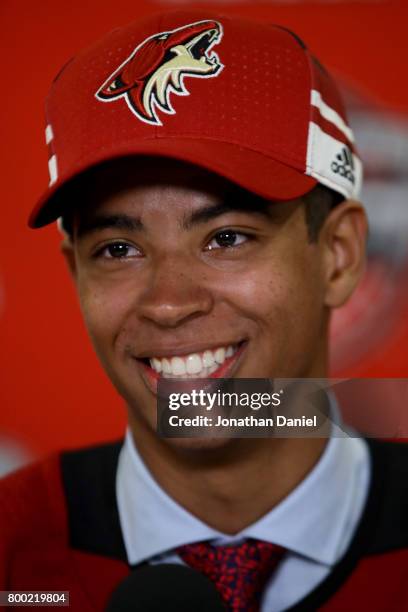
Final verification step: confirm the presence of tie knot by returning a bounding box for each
[177,539,285,611]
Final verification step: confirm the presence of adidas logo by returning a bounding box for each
[331,147,355,184]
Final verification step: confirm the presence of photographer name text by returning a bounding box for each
[168,415,318,428]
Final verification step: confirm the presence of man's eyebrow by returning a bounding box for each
[75,195,276,237]
[75,214,144,238]
[182,197,274,229]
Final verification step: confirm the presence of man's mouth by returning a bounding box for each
[135,341,246,393]
[150,342,241,378]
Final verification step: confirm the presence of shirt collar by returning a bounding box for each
[117,408,369,567]
[117,428,224,565]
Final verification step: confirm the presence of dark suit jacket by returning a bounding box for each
[1,439,408,611]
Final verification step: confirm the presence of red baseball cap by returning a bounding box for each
[29,10,362,228]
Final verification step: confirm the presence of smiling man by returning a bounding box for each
[1,9,408,612]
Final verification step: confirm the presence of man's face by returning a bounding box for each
[66,158,329,434]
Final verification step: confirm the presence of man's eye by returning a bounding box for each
[97,242,140,259]
[205,230,249,250]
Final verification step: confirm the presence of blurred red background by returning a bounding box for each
[1,0,407,459]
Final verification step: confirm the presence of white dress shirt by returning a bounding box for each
[117,422,370,611]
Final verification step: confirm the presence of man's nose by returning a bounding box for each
[137,256,214,328]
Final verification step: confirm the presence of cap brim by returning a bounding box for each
[29,138,317,228]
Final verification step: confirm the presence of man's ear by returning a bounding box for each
[321,200,368,308]
[60,236,78,283]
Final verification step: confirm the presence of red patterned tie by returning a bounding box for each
[177,539,285,611]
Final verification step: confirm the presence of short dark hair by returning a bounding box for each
[60,179,343,242]
[303,184,344,242]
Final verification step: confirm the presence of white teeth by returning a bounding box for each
[207,363,219,375]
[203,350,215,367]
[214,347,225,364]
[148,343,240,378]
[152,358,162,373]
[171,357,186,376]
[186,354,203,375]
[162,358,172,375]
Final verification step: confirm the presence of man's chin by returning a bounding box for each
[160,435,240,454]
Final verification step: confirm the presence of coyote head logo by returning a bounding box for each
[96,20,224,126]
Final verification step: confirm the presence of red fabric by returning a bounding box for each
[1,453,408,611]
[177,540,285,611]
[0,455,129,610]
[319,549,408,612]
[29,11,319,228]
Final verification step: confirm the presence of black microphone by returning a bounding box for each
[105,563,225,611]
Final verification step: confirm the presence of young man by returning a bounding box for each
[1,10,408,612]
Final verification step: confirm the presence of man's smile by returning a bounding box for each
[134,341,247,395]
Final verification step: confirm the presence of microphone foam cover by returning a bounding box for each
[106,563,225,611]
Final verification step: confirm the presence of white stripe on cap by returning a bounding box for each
[48,154,58,186]
[45,124,54,145]
[56,217,70,237]
[306,122,362,199]
[311,90,355,144]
